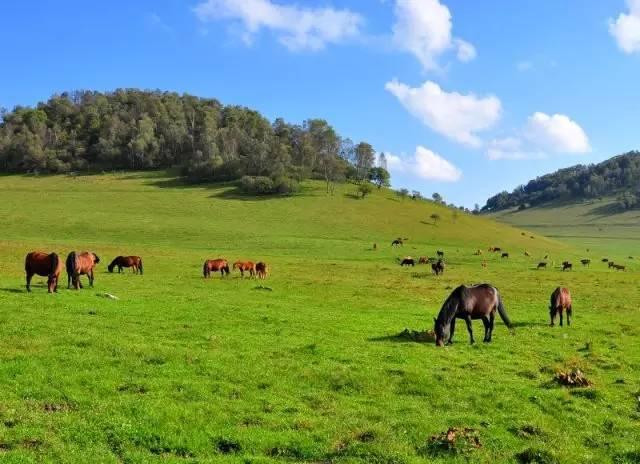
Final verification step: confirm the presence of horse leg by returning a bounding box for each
[447,318,456,345]
[559,309,564,327]
[567,307,572,326]
[26,272,33,292]
[89,269,94,287]
[465,316,475,344]
[482,317,490,342]
[488,311,495,341]
[550,309,555,326]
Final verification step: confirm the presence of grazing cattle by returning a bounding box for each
[203,259,230,278]
[501,252,509,259]
[562,261,572,271]
[255,262,268,279]
[549,287,572,327]
[580,259,591,267]
[537,262,547,270]
[436,250,445,258]
[418,256,430,264]
[432,259,445,276]
[400,257,415,267]
[66,251,100,289]
[434,284,512,346]
[25,251,63,293]
[391,239,403,247]
[108,256,143,274]
[524,251,531,257]
[613,264,626,271]
[233,261,256,278]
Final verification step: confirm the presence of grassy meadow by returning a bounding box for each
[0,172,638,463]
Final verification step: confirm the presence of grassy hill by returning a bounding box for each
[0,172,639,463]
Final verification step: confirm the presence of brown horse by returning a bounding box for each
[550,287,572,326]
[434,284,512,346]
[613,264,626,271]
[66,251,100,289]
[501,252,509,258]
[255,262,268,279]
[108,256,143,274]
[203,259,230,278]
[400,257,415,267]
[432,259,445,275]
[537,262,547,270]
[580,259,591,266]
[418,256,430,264]
[233,260,256,277]
[25,251,63,293]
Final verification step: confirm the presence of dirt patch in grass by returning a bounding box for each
[420,427,481,457]
[515,447,559,464]
[554,368,593,387]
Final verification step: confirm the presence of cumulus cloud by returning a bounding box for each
[193,0,363,51]
[487,112,590,160]
[385,79,501,147]
[385,146,462,182]
[392,0,476,70]
[609,0,640,54]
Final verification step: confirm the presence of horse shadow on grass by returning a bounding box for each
[369,329,436,344]
[0,288,28,294]
[509,321,547,328]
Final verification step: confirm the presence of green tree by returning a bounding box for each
[368,167,390,189]
[357,183,373,198]
[430,213,441,224]
[353,142,375,182]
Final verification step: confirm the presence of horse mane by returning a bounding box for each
[108,256,122,271]
[436,285,466,326]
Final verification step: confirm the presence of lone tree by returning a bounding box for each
[357,183,373,199]
[397,188,409,199]
[432,192,443,203]
[368,167,390,189]
[411,190,422,200]
[430,213,441,225]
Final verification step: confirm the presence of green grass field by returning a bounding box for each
[0,173,639,463]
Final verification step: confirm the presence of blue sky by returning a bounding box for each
[2,0,639,207]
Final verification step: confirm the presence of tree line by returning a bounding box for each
[0,89,390,194]
[483,151,640,212]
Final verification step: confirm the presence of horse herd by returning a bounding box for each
[24,251,268,293]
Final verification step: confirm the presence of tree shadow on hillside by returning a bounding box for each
[369,329,436,344]
[344,192,362,200]
[419,221,435,226]
[584,202,624,218]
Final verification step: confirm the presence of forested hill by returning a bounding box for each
[483,151,640,212]
[0,89,388,193]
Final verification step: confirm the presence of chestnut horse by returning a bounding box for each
[25,251,63,293]
[66,251,100,289]
[255,262,268,279]
[108,256,143,274]
[203,259,230,278]
[233,260,256,278]
[434,284,512,346]
[550,287,572,326]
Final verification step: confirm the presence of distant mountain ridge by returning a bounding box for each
[483,151,640,212]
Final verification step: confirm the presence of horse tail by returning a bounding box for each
[138,258,143,275]
[49,253,59,277]
[203,261,209,278]
[496,291,512,329]
[66,252,77,288]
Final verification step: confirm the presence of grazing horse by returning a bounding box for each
[550,287,572,326]
[501,252,509,259]
[203,259,230,278]
[602,258,609,263]
[400,257,415,267]
[537,262,547,270]
[434,284,512,346]
[432,259,445,276]
[613,264,626,271]
[233,260,256,278]
[373,243,377,250]
[25,251,63,293]
[481,260,488,268]
[391,239,403,247]
[524,251,531,257]
[66,252,100,289]
[418,256,430,264]
[488,247,501,253]
[474,249,483,256]
[608,261,616,268]
[580,259,591,266]
[108,256,143,274]
[255,262,268,279]
[562,261,572,271]
[436,250,445,258]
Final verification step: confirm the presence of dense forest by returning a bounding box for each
[483,151,640,212]
[0,89,388,194]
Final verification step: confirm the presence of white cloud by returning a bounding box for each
[193,0,363,51]
[487,112,590,160]
[516,60,533,72]
[392,0,475,70]
[525,112,591,154]
[385,146,462,182]
[385,79,501,147]
[609,0,640,54]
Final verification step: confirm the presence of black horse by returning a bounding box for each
[434,284,512,346]
[431,259,445,275]
[400,257,415,267]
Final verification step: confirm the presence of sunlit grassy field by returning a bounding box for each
[0,173,638,463]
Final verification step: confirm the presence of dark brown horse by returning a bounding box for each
[255,262,268,279]
[550,287,572,326]
[66,251,100,289]
[434,284,512,346]
[400,257,415,267]
[537,262,547,270]
[25,251,63,293]
[391,239,403,247]
[580,259,590,266]
[562,261,572,271]
[431,259,445,275]
[436,250,445,258]
[108,256,143,274]
[203,259,230,278]
[501,252,509,258]
[233,260,256,277]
